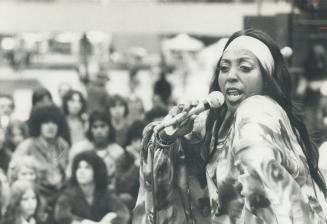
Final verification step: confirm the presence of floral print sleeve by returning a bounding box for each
[133,119,211,224]
[232,96,327,223]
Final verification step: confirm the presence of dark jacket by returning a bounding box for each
[54,186,130,224]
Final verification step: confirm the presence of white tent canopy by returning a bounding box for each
[162,33,204,52]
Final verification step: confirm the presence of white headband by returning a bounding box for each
[224,35,275,75]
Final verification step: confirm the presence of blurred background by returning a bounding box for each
[0,0,327,136]
[0,0,325,123]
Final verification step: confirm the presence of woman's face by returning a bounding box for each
[76,160,94,185]
[40,121,58,139]
[17,166,37,182]
[109,102,126,119]
[11,127,25,146]
[218,47,264,112]
[67,93,83,116]
[20,188,37,219]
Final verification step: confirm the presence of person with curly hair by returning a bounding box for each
[12,103,70,224]
[54,151,130,224]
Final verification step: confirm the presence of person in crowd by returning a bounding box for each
[0,169,10,218]
[1,180,44,224]
[54,150,130,224]
[57,82,73,106]
[0,127,11,173]
[68,110,124,191]
[106,94,129,146]
[0,94,15,129]
[31,87,53,108]
[7,155,39,185]
[85,63,110,114]
[124,120,146,167]
[5,120,29,152]
[134,29,327,223]
[62,90,87,145]
[144,106,169,124]
[152,71,173,110]
[126,77,145,126]
[303,43,327,136]
[12,103,70,223]
[115,121,146,212]
[78,32,93,85]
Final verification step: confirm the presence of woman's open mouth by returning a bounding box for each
[226,88,243,103]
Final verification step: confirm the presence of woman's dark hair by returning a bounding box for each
[28,103,71,145]
[62,90,87,117]
[106,94,129,117]
[5,120,29,151]
[145,106,169,124]
[86,110,115,143]
[32,86,53,107]
[207,29,326,192]
[70,151,108,192]
[125,120,146,147]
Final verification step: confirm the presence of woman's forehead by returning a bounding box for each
[221,48,258,62]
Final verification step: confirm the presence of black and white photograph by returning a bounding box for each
[0,0,327,223]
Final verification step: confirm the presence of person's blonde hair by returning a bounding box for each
[8,156,40,185]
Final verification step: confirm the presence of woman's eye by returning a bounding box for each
[240,65,252,72]
[220,65,229,73]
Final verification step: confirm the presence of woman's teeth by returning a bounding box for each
[227,89,241,96]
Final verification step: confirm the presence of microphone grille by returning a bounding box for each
[207,91,225,108]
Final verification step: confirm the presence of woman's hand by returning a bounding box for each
[156,101,198,142]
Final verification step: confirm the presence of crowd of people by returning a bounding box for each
[0,61,173,224]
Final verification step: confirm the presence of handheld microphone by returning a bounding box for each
[154,91,225,132]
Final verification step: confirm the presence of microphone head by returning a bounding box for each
[207,91,225,108]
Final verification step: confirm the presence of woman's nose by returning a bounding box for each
[226,67,238,82]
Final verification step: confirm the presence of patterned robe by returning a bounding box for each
[133,95,327,224]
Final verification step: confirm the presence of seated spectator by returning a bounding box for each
[115,121,146,211]
[0,94,15,129]
[124,120,146,167]
[144,106,169,124]
[62,90,88,145]
[8,155,40,185]
[31,87,53,108]
[0,127,11,173]
[57,82,72,106]
[5,120,29,152]
[54,151,130,224]
[0,169,10,218]
[68,110,124,191]
[12,103,70,223]
[106,94,129,146]
[1,180,44,224]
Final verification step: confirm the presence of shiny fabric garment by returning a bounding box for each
[133,95,327,224]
